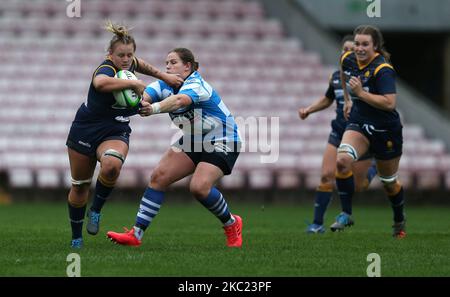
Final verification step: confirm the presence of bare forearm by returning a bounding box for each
[93,76,134,93]
[136,58,165,80]
[153,95,191,114]
[357,91,396,111]
[307,96,333,114]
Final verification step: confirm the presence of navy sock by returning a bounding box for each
[389,187,405,222]
[135,187,165,231]
[68,202,86,239]
[336,173,354,215]
[197,187,232,224]
[312,190,332,225]
[90,178,114,213]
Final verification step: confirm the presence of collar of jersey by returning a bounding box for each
[357,53,380,70]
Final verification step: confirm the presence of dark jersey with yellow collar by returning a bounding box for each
[340,51,399,126]
[85,57,139,119]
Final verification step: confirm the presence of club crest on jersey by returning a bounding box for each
[386,141,393,149]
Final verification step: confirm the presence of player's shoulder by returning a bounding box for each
[184,71,203,85]
[372,55,395,76]
[340,51,356,65]
[92,59,117,78]
[330,70,341,80]
[98,58,115,68]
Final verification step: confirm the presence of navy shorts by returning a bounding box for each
[328,119,346,148]
[345,121,403,160]
[66,105,131,157]
[328,119,372,161]
[172,136,241,175]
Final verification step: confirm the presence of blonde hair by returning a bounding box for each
[104,20,136,53]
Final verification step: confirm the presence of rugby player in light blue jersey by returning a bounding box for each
[66,21,183,248]
[338,25,406,238]
[107,48,243,247]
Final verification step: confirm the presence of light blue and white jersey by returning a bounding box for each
[144,71,241,143]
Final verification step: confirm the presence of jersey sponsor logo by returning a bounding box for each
[362,123,387,135]
[114,116,130,123]
[78,140,91,148]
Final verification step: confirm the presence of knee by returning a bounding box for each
[189,179,211,199]
[380,175,402,196]
[336,156,351,174]
[320,171,335,186]
[100,158,121,181]
[383,181,402,196]
[68,185,89,207]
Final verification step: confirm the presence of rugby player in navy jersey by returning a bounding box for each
[66,21,183,248]
[107,48,243,248]
[337,25,406,238]
[299,35,377,234]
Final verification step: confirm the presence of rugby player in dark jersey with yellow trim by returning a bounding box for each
[66,21,183,248]
[337,25,406,238]
[299,36,377,234]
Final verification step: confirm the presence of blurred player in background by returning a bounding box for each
[107,48,243,248]
[66,21,183,248]
[338,25,406,238]
[299,35,377,234]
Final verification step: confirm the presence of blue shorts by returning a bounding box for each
[328,119,372,161]
[172,136,241,175]
[345,121,403,160]
[66,104,131,157]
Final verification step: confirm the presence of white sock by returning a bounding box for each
[134,226,144,240]
[223,215,236,227]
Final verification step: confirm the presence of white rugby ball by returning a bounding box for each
[113,70,141,108]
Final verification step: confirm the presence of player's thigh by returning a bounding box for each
[151,148,196,185]
[96,139,129,161]
[191,162,225,189]
[68,147,97,180]
[321,143,338,179]
[340,130,370,159]
[352,158,373,184]
[376,157,401,177]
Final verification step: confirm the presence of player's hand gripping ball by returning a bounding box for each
[113,70,141,108]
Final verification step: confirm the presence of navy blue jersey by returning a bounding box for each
[85,57,140,120]
[325,70,346,125]
[340,51,399,126]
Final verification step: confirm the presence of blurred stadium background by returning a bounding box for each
[0,0,449,203]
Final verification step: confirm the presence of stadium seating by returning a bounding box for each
[0,0,449,191]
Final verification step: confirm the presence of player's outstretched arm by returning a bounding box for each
[150,94,192,115]
[135,57,184,87]
[298,96,333,120]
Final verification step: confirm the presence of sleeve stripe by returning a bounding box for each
[340,51,353,65]
[374,63,394,76]
[93,65,117,78]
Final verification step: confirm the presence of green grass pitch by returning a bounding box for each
[0,201,449,276]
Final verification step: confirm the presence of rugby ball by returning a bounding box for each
[113,70,141,108]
